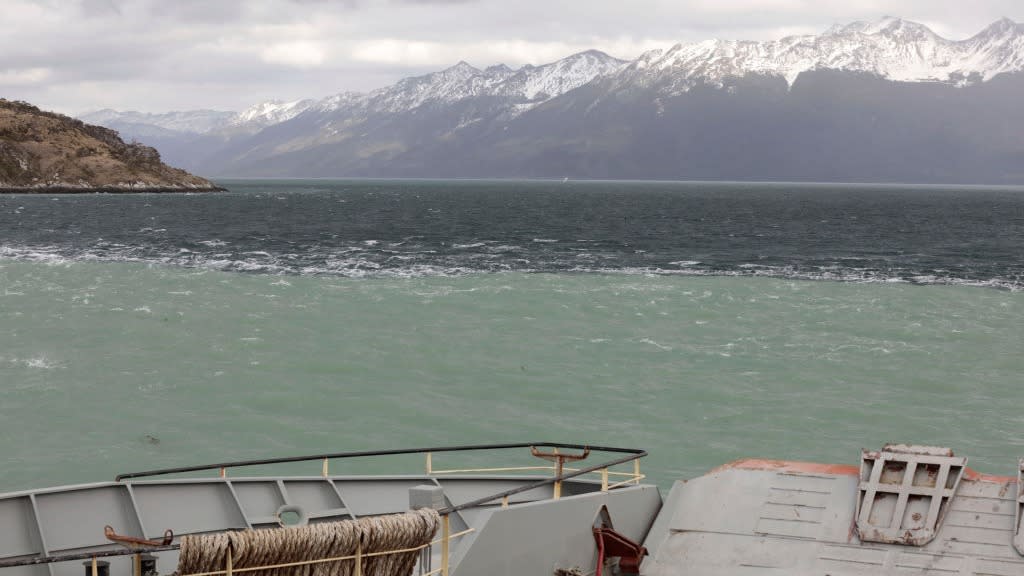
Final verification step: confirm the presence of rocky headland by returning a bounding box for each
[0,99,223,193]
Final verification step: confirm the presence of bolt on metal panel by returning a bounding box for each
[855,444,966,546]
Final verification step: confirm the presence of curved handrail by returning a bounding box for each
[114,441,644,481]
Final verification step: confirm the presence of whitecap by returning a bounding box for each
[638,338,673,351]
[22,355,58,369]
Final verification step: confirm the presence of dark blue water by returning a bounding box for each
[2,179,1023,288]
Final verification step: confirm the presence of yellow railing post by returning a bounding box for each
[91,557,98,576]
[601,468,609,492]
[426,452,432,474]
[322,458,329,477]
[441,514,451,576]
[501,495,509,509]
[225,548,233,576]
[220,467,227,479]
[133,553,142,576]
[552,447,562,500]
[634,459,641,484]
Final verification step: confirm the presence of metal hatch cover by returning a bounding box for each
[855,444,966,547]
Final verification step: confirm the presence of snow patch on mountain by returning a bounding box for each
[493,50,627,102]
[231,99,316,127]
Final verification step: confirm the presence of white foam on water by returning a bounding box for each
[7,355,61,370]
[639,338,673,351]
[486,245,521,253]
[0,242,1019,290]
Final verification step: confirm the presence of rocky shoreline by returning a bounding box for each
[0,184,227,194]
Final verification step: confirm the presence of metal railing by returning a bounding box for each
[1,442,648,576]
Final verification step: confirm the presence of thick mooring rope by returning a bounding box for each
[177,509,441,576]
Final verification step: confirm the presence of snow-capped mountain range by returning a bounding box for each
[84,17,1022,134]
[619,16,1024,93]
[77,17,1024,184]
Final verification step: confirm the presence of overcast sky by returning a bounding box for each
[2,0,1021,115]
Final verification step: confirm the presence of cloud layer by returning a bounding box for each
[1,0,1021,114]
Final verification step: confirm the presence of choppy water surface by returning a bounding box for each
[1,180,1023,491]
[2,179,1023,287]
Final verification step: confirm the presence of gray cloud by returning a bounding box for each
[1,0,1021,115]
[80,0,122,17]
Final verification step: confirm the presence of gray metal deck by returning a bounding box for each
[642,446,1024,575]
[8,443,1018,576]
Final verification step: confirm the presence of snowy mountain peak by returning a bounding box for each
[362,50,624,114]
[973,17,1021,40]
[849,16,931,37]
[485,64,514,75]
[493,49,627,102]
[232,99,315,127]
[443,61,482,76]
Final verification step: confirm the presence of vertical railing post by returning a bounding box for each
[225,548,233,576]
[553,450,563,500]
[355,542,362,576]
[425,452,432,474]
[322,458,329,477]
[220,467,227,479]
[133,553,141,576]
[441,513,451,576]
[501,495,509,509]
[601,468,609,492]
[91,557,98,576]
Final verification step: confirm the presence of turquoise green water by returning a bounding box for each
[2,260,1023,492]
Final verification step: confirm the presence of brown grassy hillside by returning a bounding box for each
[0,99,222,192]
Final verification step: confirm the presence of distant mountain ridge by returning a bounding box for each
[618,16,1024,92]
[80,17,1024,184]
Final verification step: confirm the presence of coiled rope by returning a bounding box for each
[177,509,440,576]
